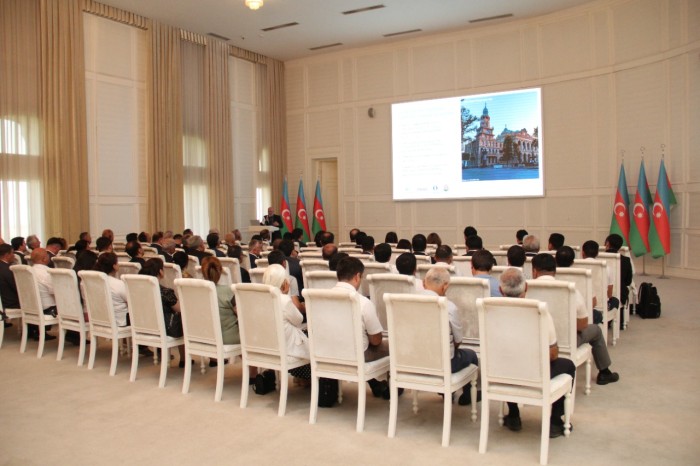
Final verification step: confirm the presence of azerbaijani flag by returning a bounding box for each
[311,180,327,236]
[294,179,311,243]
[629,161,653,257]
[279,178,294,236]
[609,163,631,246]
[649,160,677,258]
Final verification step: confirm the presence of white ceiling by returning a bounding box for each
[101,0,596,61]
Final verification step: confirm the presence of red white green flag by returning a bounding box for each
[609,163,631,246]
[649,160,677,258]
[279,178,294,236]
[294,179,311,243]
[311,180,327,236]
[629,161,653,257]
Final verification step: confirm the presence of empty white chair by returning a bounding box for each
[160,263,182,290]
[367,273,416,331]
[78,271,132,375]
[48,268,88,366]
[220,257,242,284]
[384,293,478,446]
[175,278,241,402]
[239,251,251,271]
[526,279,592,399]
[116,262,141,280]
[452,244,467,256]
[302,287,391,432]
[124,274,184,388]
[477,297,573,465]
[51,255,75,270]
[451,256,472,277]
[444,277,490,353]
[233,283,310,416]
[304,270,338,290]
[416,264,455,281]
[11,265,58,358]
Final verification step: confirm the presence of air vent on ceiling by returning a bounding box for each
[383,29,422,38]
[309,42,343,51]
[342,4,385,15]
[208,32,231,41]
[469,13,513,24]
[261,22,299,32]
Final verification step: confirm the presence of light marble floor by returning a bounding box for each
[1,276,699,465]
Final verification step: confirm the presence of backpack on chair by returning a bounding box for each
[637,282,661,319]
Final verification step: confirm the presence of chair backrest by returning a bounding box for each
[477,297,550,389]
[555,268,593,321]
[489,265,509,282]
[389,249,411,265]
[232,283,286,363]
[414,255,432,265]
[51,256,75,270]
[499,244,513,251]
[161,263,182,290]
[249,267,266,284]
[597,252,621,299]
[219,257,242,284]
[116,262,141,280]
[143,247,159,258]
[304,270,338,290]
[573,259,607,308]
[298,251,323,260]
[115,252,131,263]
[299,246,321,252]
[175,278,222,348]
[367,273,416,330]
[359,262,391,297]
[239,250,251,271]
[416,264,455,280]
[347,253,373,263]
[452,244,466,256]
[491,250,508,266]
[451,256,472,277]
[78,271,118,329]
[123,274,166,338]
[300,259,330,277]
[523,256,533,279]
[186,255,199,277]
[255,258,269,269]
[302,288,365,367]
[194,266,232,286]
[444,277,490,343]
[47,268,84,322]
[10,265,42,319]
[385,293,451,382]
[525,280,577,353]
[112,241,125,252]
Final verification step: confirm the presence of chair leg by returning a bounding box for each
[88,336,97,369]
[564,391,572,437]
[57,327,66,361]
[182,351,192,394]
[240,363,250,409]
[77,331,86,367]
[540,404,551,465]
[441,388,452,447]
[498,401,505,426]
[278,371,289,417]
[158,347,169,388]
[200,357,206,374]
[129,341,139,382]
[412,390,419,414]
[37,324,45,358]
[388,380,399,438]
[19,321,27,353]
[153,347,158,366]
[214,359,225,402]
[470,376,478,422]
[0,320,4,349]
[585,356,592,395]
[109,338,119,376]
[478,398,489,454]
[338,380,343,404]
[612,308,620,345]
[309,376,319,424]
[356,381,367,432]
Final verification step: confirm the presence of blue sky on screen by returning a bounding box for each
[461,88,540,135]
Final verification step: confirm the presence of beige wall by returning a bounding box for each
[285,0,700,279]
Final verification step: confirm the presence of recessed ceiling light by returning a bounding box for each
[208,32,231,41]
[309,42,343,51]
[383,29,422,38]
[469,13,513,23]
[261,22,300,32]
[342,4,385,15]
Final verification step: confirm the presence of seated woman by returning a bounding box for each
[263,264,311,383]
[201,256,240,365]
[138,258,186,367]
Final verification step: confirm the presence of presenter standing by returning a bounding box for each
[261,207,282,227]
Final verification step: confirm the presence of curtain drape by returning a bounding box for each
[149,22,184,233]
[40,0,89,241]
[264,59,287,210]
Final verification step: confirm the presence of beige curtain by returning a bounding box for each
[40,0,89,241]
[205,40,233,232]
[264,59,287,209]
[0,0,44,240]
[149,22,184,233]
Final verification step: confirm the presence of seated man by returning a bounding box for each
[581,240,617,324]
[533,253,619,386]
[515,229,528,245]
[150,231,164,254]
[95,236,113,255]
[507,244,526,267]
[161,239,177,263]
[373,243,398,273]
[125,241,146,266]
[45,237,63,267]
[605,234,632,309]
[548,233,565,251]
[464,235,483,256]
[29,248,58,341]
[422,267,479,405]
[0,244,20,327]
[522,234,540,256]
[470,249,502,297]
[411,233,428,256]
[361,236,375,255]
[499,267,576,438]
[11,237,28,265]
[206,232,225,257]
[395,252,423,292]
[321,243,338,261]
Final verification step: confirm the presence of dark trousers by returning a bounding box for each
[451,347,479,373]
[507,357,576,425]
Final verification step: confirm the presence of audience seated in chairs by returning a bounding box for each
[125,241,146,266]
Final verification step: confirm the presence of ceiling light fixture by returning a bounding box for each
[245,0,263,11]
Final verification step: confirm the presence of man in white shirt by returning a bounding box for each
[29,248,58,341]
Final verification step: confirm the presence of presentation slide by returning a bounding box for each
[391,88,543,201]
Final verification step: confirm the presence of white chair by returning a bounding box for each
[249,268,266,284]
[220,257,242,284]
[298,251,323,260]
[598,252,622,344]
[254,258,269,269]
[499,244,514,251]
[444,277,490,353]
[233,283,310,416]
[416,264,455,281]
[186,255,199,277]
[302,287,391,432]
[175,278,241,402]
[526,279,592,400]
[300,259,330,278]
[414,254,432,265]
[115,252,131,263]
[367,273,416,331]
[489,265,509,282]
[451,256,473,277]
[574,259,613,345]
[123,274,184,388]
[477,297,573,465]
[11,265,58,358]
[51,255,75,270]
[304,270,338,290]
[193,266,232,286]
[0,296,22,349]
[452,244,467,256]
[359,262,391,297]
[491,250,508,266]
[160,263,182,290]
[48,269,88,366]
[142,247,159,258]
[337,242,356,247]
[389,249,411,265]
[239,251,251,271]
[555,268,593,323]
[78,271,132,375]
[116,262,141,280]
[384,293,478,446]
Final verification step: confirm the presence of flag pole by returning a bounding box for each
[641,255,646,276]
[659,256,667,279]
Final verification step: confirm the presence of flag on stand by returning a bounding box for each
[649,160,677,258]
[279,178,294,237]
[609,163,631,246]
[294,179,311,243]
[311,180,327,236]
[629,161,653,257]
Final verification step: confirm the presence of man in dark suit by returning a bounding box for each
[45,237,63,268]
[150,231,164,254]
[0,244,20,328]
[261,206,282,227]
[605,234,633,307]
[186,235,213,264]
[278,239,303,295]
